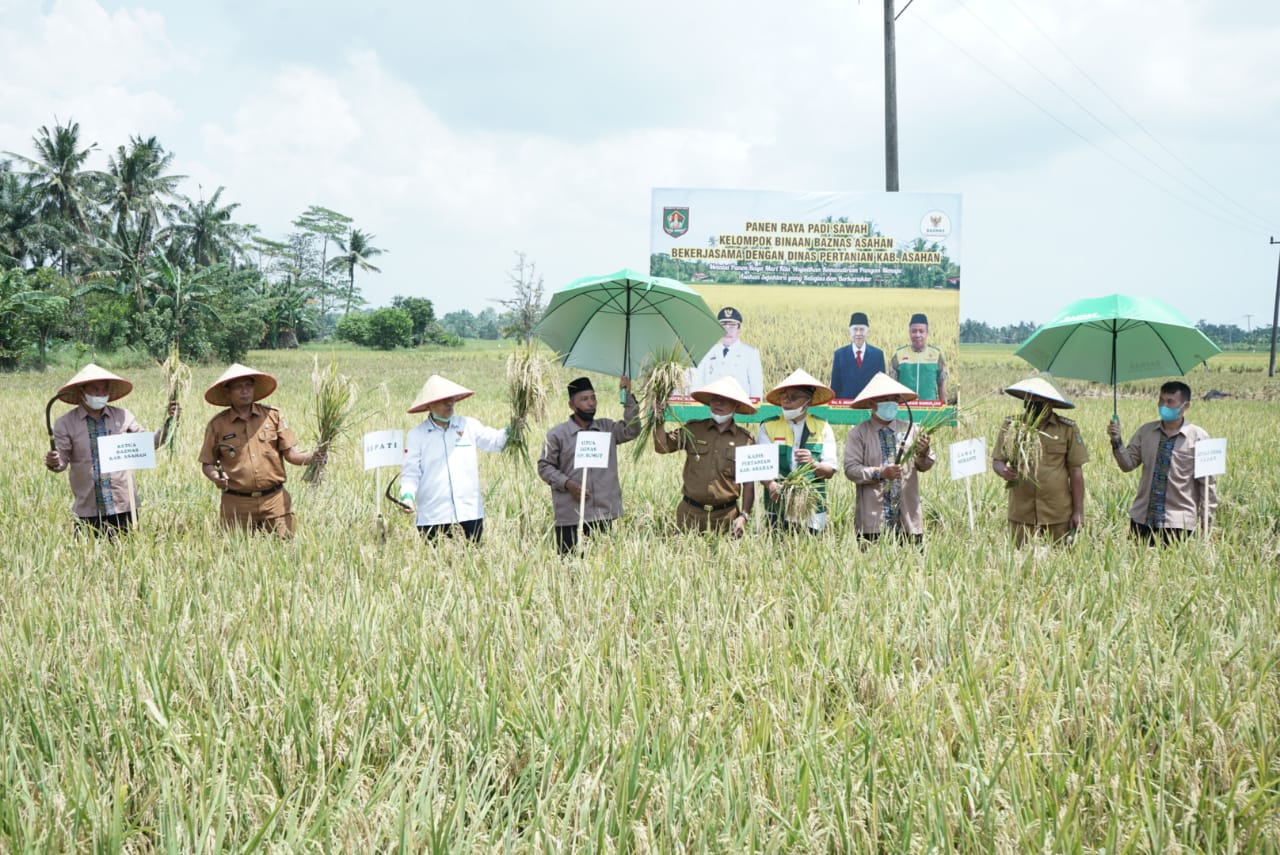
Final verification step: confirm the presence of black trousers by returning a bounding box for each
[1130,520,1192,546]
[418,518,484,543]
[75,512,134,539]
[554,519,612,554]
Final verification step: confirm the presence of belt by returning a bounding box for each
[683,495,738,513]
[223,483,283,498]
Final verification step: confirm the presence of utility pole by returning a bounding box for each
[1270,238,1280,377]
[1243,313,1253,333]
[884,0,899,191]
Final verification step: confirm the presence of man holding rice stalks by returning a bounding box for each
[755,369,838,534]
[198,363,324,538]
[653,376,757,536]
[992,377,1088,547]
[537,375,640,554]
[843,372,935,547]
[398,374,507,543]
[44,363,176,538]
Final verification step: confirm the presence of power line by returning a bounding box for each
[950,0,1276,235]
[906,10,1274,238]
[1006,0,1280,234]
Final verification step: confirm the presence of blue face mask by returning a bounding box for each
[876,401,899,421]
[1158,404,1183,422]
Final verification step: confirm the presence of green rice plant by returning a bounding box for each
[503,341,554,462]
[633,347,691,460]
[302,355,368,485]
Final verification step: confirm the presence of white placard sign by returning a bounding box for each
[736,444,779,483]
[574,431,611,469]
[1194,437,1227,478]
[363,429,404,470]
[949,437,987,480]
[96,431,156,474]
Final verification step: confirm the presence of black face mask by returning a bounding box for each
[573,407,596,423]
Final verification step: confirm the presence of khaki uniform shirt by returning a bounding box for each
[655,418,755,507]
[51,405,147,517]
[843,418,936,534]
[1113,420,1216,530]
[994,411,1088,525]
[198,404,298,493]
[536,396,641,526]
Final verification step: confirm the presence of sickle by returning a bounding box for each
[384,472,412,512]
[212,443,237,480]
[894,401,915,465]
[45,395,60,451]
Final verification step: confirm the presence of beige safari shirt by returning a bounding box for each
[994,410,1088,525]
[654,417,755,508]
[198,404,298,493]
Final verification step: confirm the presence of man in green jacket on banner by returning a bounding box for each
[890,313,948,403]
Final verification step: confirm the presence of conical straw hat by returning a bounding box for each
[1004,376,1074,408]
[204,363,278,406]
[849,372,918,409]
[691,376,758,415]
[407,374,475,413]
[765,368,835,406]
[55,363,133,405]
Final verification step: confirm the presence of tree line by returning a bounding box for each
[961,318,1274,350]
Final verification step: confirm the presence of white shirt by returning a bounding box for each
[401,415,506,525]
[693,340,764,399]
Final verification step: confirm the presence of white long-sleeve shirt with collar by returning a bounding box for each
[401,415,507,525]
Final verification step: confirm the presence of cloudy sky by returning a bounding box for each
[2,0,1277,325]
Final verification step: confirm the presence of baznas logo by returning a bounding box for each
[663,207,690,238]
[920,210,951,239]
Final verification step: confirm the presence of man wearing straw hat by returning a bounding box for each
[1106,380,1216,545]
[653,376,757,535]
[992,377,1088,547]
[198,363,323,538]
[537,375,640,554]
[755,369,838,534]
[399,374,507,543]
[843,372,935,546]
[43,363,175,537]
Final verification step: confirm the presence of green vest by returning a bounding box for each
[894,345,942,400]
[761,414,829,514]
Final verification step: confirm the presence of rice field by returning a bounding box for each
[2,343,1278,852]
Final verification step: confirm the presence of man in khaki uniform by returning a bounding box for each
[992,377,1088,546]
[198,363,323,538]
[843,372,935,546]
[653,376,756,535]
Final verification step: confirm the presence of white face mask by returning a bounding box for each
[83,394,110,411]
[781,406,806,421]
[709,411,734,425]
[876,401,899,421]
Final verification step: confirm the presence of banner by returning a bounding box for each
[652,188,961,424]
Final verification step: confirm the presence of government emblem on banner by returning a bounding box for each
[663,207,690,238]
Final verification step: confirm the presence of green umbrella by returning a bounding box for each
[532,268,725,378]
[1014,294,1221,415]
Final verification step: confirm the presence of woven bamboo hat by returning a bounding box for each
[765,368,834,407]
[691,376,758,415]
[55,363,133,405]
[204,363,278,406]
[1004,376,1074,409]
[407,374,475,414]
[849,372,919,409]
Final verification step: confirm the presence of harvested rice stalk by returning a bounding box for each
[776,462,822,523]
[633,347,690,461]
[158,344,190,455]
[303,355,369,485]
[998,403,1052,488]
[504,342,554,462]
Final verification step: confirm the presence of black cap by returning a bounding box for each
[568,377,594,397]
[849,312,869,327]
[910,313,929,326]
[717,306,743,323]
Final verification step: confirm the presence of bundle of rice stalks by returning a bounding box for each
[159,344,190,455]
[504,342,554,462]
[998,404,1052,488]
[303,355,369,486]
[776,463,822,522]
[633,347,691,461]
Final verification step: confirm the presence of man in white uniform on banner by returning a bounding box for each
[690,307,764,400]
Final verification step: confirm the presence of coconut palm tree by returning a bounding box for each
[170,186,242,268]
[4,120,106,275]
[329,228,384,314]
